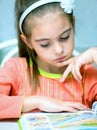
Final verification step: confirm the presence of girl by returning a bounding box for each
[0,0,96,119]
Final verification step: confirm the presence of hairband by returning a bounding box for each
[19,0,75,34]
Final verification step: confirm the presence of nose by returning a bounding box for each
[53,42,63,56]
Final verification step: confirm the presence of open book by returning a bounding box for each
[18,102,97,130]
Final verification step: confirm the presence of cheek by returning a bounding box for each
[38,52,51,63]
[70,43,74,52]
[65,40,74,54]
[69,35,74,51]
[34,48,50,59]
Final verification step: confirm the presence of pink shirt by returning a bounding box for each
[0,57,97,119]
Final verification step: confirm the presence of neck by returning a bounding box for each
[36,57,67,74]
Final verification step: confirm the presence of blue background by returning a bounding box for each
[0,0,97,52]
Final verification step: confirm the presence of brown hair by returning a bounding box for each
[15,0,74,90]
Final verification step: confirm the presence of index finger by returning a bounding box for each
[57,58,73,67]
[60,64,72,82]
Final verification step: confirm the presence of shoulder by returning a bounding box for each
[1,57,29,74]
[3,57,28,67]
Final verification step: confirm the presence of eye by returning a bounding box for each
[40,43,50,48]
[60,35,70,42]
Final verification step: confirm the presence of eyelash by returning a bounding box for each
[40,35,70,48]
[40,43,49,48]
[59,35,70,42]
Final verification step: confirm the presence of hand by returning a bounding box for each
[57,47,97,82]
[37,96,87,112]
[59,56,84,82]
[22,96,87,113]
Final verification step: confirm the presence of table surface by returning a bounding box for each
[0,119,19,130]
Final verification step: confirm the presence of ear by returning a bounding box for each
[20,34,33,49]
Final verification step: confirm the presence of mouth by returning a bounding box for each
[55,56,66,63]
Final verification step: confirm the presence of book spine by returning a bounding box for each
[17,120,23,130]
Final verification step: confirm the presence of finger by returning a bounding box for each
[72,65,82,82]
[57,58,73,67]
[60,64,72,82]
[68,102,88,110]
[62,106,79,112]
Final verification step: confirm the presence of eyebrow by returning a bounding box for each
[35,27,72,42]
[60,27,72,36]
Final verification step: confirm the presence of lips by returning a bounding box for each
[55,56,66,63]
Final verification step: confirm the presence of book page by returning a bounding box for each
[19,110,97,130]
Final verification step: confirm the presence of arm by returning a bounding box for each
[0,94,23,119]
[57,47,97,82]
[81,65,97,107]
[22,96,87,113]
[0,60,24,119]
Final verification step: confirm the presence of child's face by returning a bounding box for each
[23,11,74,72]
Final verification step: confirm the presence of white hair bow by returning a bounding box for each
[60,0,75,13]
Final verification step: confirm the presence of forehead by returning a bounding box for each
[30,11,71,38]
[31,9,70,25]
